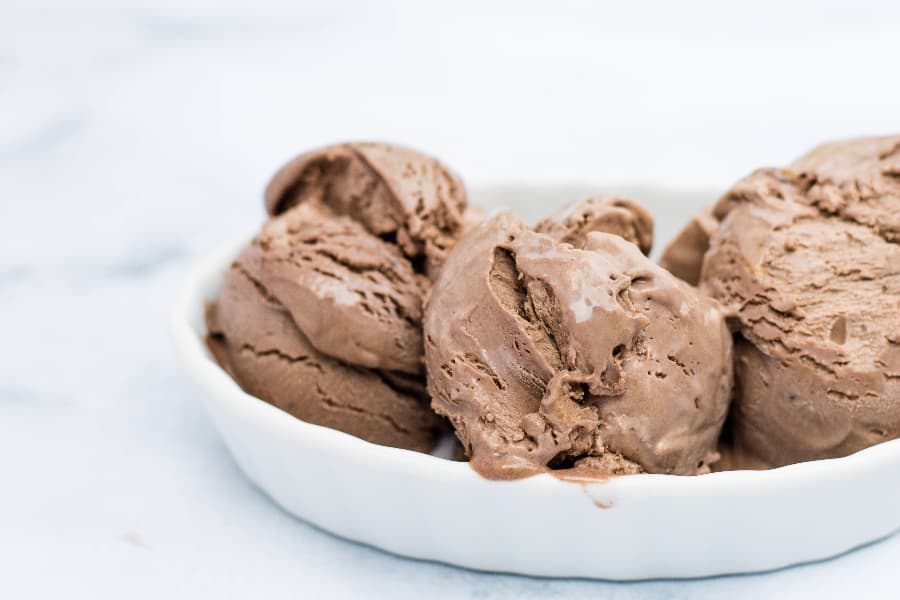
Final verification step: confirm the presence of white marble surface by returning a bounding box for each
[2,1,899,597]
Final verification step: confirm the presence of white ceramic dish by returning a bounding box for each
[172,185,900,580]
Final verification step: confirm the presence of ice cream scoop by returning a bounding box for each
[699,135,900,468]
[206,142,479,452]
[536,195,654,255]
[265,142,472,277]
[206,245,441,452]
[424,212,733,479]
[248,206,426,374]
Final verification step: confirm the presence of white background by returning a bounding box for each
[2,1,899,597]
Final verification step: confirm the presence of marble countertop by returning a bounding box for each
[3,1,899,597]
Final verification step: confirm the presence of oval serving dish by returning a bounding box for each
[172,184,900,580]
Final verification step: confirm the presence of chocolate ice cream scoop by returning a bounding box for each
[206,247,441,452]
[425,212,733,479]
[700,135,900,468]
[536,195,654,254]
[249,206,426,374]
[265,142,470,276]
[206,142,479,452]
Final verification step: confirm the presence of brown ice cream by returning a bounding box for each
[536,195,654,255]
[205,246,440,451]
[265,142,472,277]
[204,135,900,475]
[658,205,718,286]
[206,142,478,452]
[424,211,733,479]
[699,135,900,468]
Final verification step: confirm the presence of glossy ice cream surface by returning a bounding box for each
[203,136,900,476]
[424,211,733,479]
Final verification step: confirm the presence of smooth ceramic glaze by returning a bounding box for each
[172,186,900,580]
